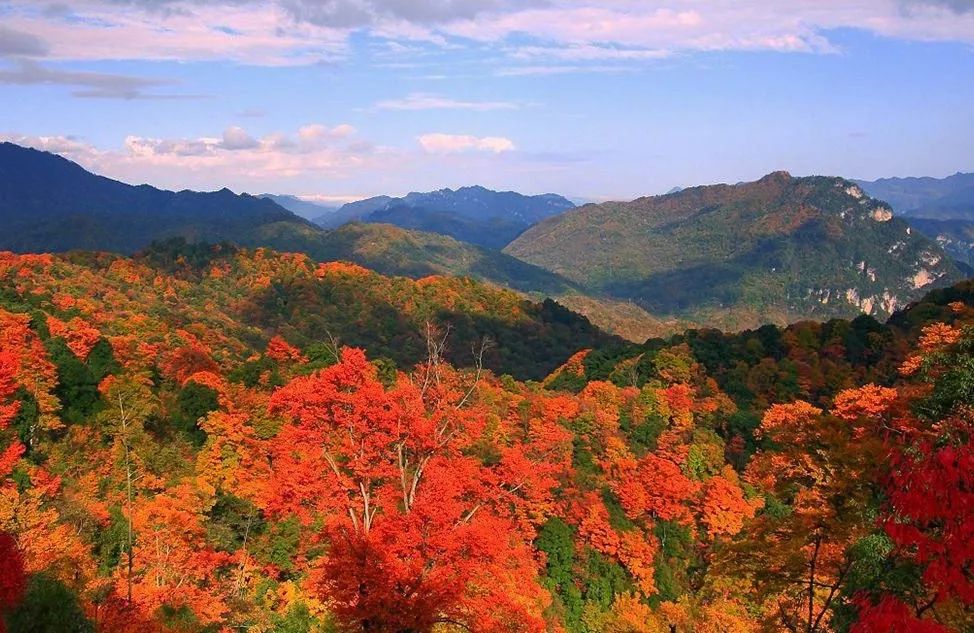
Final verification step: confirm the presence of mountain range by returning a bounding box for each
[0,142,574,291]
[506,171,963,329]
[856,172,974,219]
[314,186,575,249]
[2,140,969,340]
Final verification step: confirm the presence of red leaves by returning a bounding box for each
[161,331,220,384]
[265,347,555,631]
[265,336,306,364]
[851,596,951,633]
[0,532,26,632]
[884,435,974,606]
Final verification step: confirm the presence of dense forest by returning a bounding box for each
[0,242,972,632]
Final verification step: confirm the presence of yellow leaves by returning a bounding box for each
[603,593,660,633]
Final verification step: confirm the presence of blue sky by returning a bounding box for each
[1,0,972,203]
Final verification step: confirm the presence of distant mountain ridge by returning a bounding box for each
[5,141,969,342]
[506,171,964,329]
[856,172,974,219]
[0,142,647,332]
[856,172,974,270]
[0,142,316,254]
[259,193,338,220]
[314,185,575,249]
[0,142,578,295]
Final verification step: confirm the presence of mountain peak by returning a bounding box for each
[758,170,793,183]
[506,172,961,329]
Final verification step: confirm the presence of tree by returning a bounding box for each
[264,347,554,632]
[732,393,889,633]
[699,468,761,538]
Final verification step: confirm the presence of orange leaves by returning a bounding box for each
[544,349,590,385]
[0,350,20,431]
[755,400,823,442]
[0,485,92,580]
[265,335,306,364]
[614,454,699,525]
[46,315,101,360]
[578,496,621,557]
[618,531,659,596]
[127,482,230,625]
[314,261,373,279]
[902,322,964,376]
[918,322,962,353]
[833,384,898,422]
[700,469,762,537]
[0,310,58,428]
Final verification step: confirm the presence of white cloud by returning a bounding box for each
[2,123,384,191]
[3,2,348,66]
[298,123,357,142]
[373,92,520,111]
[418,133,515,154]
[221,126,259,150]
[3,0,974,68]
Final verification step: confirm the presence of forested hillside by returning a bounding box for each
[0,243,972,632]
[507,172,963,329]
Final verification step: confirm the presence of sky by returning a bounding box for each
[1,0,973,203]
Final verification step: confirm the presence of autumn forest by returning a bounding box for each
[0,241,969,633]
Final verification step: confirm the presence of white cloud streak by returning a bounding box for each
[418,133,515,153]
[372,92,520,111]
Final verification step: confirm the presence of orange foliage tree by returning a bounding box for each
[263,347,563,632]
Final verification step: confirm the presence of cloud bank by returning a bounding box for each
[2,0,974,69]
